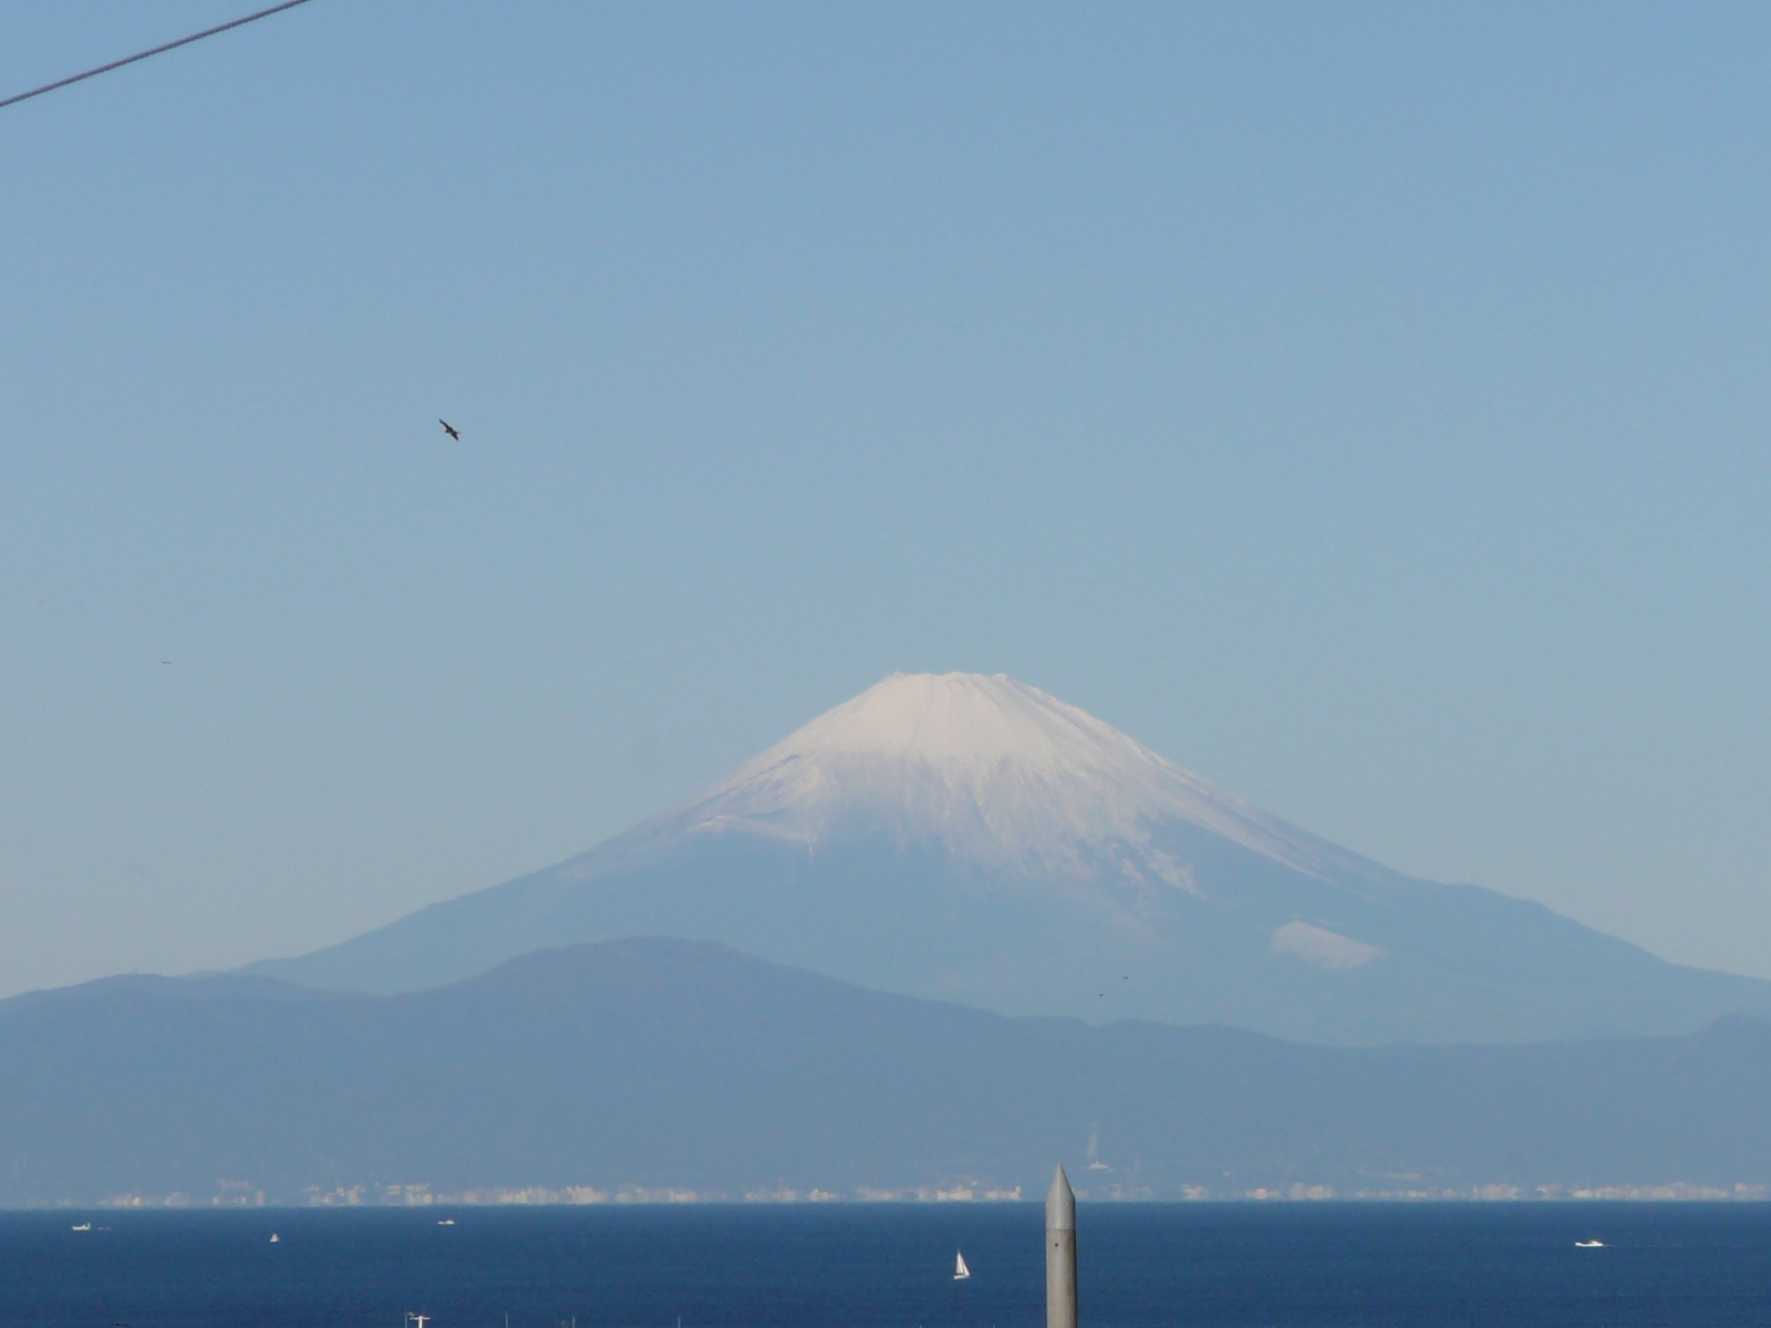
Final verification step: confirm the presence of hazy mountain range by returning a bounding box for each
[13,671,1771,1206]
[248,673,1771,1045]
[5,939,1770,1208]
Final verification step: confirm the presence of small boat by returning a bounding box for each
[954,1252,971,1280]
[70,1223,92,1232]
[269,1233,280,1243]
[437,1218,456,1226]
[1575,1239,1605,1248]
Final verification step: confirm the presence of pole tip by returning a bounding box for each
[1046,1163,1075,1230]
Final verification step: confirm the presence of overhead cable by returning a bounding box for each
[0,0,319,113]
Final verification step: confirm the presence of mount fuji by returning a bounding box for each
[247,673,1771,1044]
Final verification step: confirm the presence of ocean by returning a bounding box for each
[2,1202,1768,1328]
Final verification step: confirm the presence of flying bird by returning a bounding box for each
[438,419,460,440]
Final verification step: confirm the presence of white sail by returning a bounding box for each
[954,1252,970,1279]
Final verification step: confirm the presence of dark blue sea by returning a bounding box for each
[3,1203,1769,1328]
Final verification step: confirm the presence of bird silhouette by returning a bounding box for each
[439,419,460,440]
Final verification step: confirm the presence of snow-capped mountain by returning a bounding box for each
[246,673,1771,1044]
[684,672,1371,885]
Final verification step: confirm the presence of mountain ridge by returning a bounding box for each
[11,938,1771,1206]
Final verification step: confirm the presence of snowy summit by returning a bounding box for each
[678,672,1369,886]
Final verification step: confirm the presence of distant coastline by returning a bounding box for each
[31,1181,1770,1211]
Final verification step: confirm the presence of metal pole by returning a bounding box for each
[1046,1164,1077,1328]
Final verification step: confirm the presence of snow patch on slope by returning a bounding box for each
[1271,921,1387,971]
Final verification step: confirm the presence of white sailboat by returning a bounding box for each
[954,1252,971,1280]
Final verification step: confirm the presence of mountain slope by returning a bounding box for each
[8,939,1771,1205]
[246,673,1771,1044]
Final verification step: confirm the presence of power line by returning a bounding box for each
[0,0,320,114]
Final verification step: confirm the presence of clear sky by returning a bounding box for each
[3,1,1769,998]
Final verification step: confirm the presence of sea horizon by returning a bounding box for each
[7,1201,1771,1327]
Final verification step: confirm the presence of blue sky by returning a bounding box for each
[3,1,1769,996]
